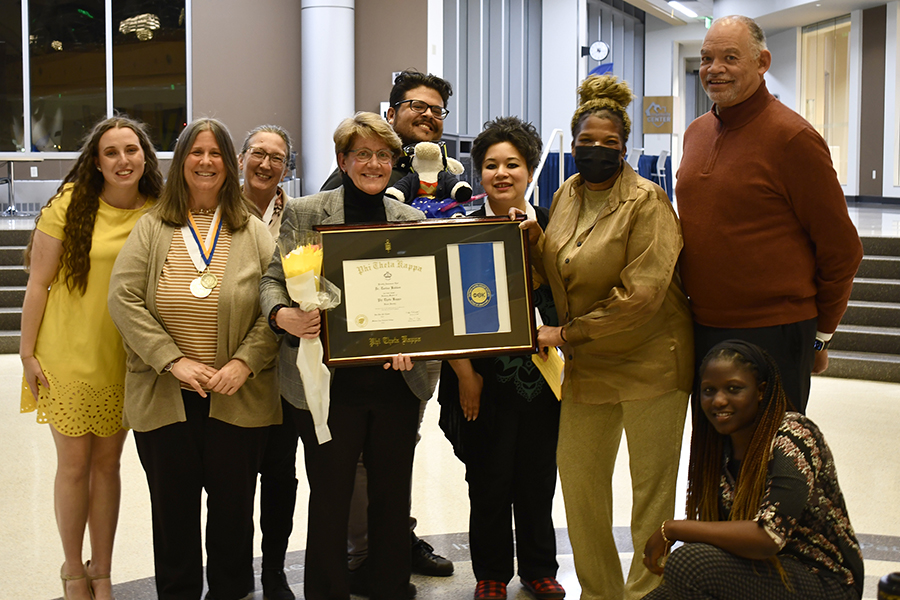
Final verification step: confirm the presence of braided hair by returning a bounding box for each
[687,340,792,586]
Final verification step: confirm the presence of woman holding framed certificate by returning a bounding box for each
[108,118,279,600]
[438,116,565,600]
[260,112,433,600]
[521,75,694,600]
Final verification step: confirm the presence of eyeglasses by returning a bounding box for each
[346,148,395,164]
[246,147,287,167]
[394,99,450,120]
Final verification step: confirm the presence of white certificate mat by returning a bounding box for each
[446,241,511,336]
[342,256,441,332]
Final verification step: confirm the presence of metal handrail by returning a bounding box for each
[525,128,565,204]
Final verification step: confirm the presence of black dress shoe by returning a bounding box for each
[349,560,417,598]
[411,534,454,576]
[262,568,295,600]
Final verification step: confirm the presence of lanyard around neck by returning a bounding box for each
[181,205,223,273]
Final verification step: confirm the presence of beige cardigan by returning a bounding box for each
[108,212,280,432]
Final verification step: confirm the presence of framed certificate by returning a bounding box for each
[316,217,537,366]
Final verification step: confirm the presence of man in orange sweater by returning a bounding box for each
[676,15,862,413]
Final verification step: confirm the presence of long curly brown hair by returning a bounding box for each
[24,116,164,294]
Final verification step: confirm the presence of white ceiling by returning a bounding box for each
[631,0,886,34]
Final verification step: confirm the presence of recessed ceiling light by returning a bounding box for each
[668,1,698,19]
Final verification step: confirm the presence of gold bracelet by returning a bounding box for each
[660,520,671,546]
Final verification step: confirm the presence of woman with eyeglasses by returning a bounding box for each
[238,124,298,600]
[260,111,433,600]
[108,118,279,600]
[519,75,694,600]
[239,125,292,237]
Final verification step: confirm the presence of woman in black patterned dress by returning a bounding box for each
[438,116,564,600]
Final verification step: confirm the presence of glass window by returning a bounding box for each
[801,16,851,185]
[29,0,106,151]
[0,0,24,151]
[113,1,186,150]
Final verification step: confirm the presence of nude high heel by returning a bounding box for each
[60,563,89,600]
[85,560,111,599]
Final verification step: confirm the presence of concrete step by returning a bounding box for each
[850,278,900,303]
[0,246,26,266]
[0,330,19,354]
[0,265,27,286]
[0,228,34,246]
[841,300,900,328]
[0,286,25,308]
[821,350,900,383]
[856,255,900,279]
[862,237,900,257]
[832,324,900,355]
[0,307,21,330]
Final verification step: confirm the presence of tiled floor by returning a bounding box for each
[2,352,899,599]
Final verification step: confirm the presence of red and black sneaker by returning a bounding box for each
[474,580,508,600]
[521,577,566,600]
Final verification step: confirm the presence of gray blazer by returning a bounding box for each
[260,187,433,409]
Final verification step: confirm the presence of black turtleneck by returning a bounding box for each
[341,171,388,224]
[331,171,412,404]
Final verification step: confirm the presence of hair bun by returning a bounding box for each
[577,75,633,110]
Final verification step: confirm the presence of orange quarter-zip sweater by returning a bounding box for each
[676,81,862,334]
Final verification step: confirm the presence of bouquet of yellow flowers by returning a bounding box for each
[277,230,341,444]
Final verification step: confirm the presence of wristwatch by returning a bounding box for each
[813,337,832,352]
[162,357,182,373]
[268,304,288,334]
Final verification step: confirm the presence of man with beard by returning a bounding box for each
[320,70,453,191]
[676,15,862,414]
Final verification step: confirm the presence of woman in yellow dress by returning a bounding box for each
[20,116,162,600]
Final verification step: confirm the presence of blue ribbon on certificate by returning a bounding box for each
[457,242,500,334]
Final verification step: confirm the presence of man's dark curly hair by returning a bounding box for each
[471,116,543,174]
[389,70,454,108]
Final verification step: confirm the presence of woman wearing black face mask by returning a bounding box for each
[521,75,694,600]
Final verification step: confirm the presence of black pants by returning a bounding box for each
[294,394,419,600]
[693,318,817,414]
[463,393,560,583]
[641,543,859,600]
[134,390,267,600]
[259,397,300,571]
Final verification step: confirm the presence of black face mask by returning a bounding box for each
[574,145,622,184]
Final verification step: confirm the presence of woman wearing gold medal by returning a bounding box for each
[108,118,279,600]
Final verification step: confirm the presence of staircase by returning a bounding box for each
[825,237,900,383]
[0,228,27,354]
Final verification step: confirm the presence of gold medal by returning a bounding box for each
[200,271,218,289]
[190,277,212,298]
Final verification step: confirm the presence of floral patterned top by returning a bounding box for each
[720,413,864,595]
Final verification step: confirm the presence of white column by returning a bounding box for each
[302,0,355,194]
[540,0,582,148]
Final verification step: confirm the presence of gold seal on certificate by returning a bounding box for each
[200,271,218,289]
[190,277,212,298]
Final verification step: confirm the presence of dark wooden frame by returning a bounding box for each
[316,216,537,366]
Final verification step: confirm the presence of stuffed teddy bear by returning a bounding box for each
[385,141,473,218]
